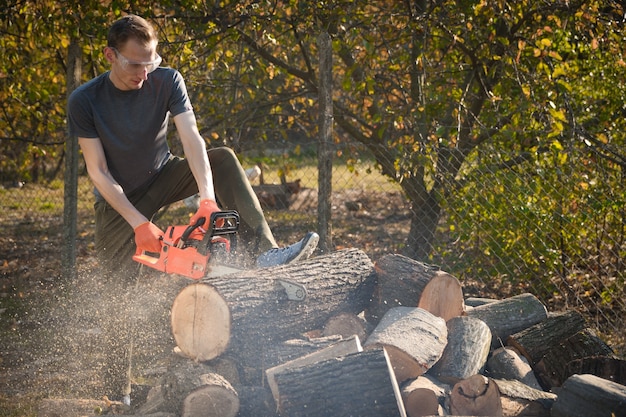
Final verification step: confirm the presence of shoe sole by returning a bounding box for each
[288,232,319,265]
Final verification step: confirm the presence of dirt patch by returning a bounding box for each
[0,189,412,415]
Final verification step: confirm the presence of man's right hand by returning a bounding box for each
[134,221,164,253]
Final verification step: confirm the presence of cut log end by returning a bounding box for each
[171,283,231,361]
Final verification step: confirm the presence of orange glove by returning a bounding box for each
[189,199,220,228]
[134,221,164,253]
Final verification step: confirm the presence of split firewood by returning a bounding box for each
[551,374,626,417]
[161,356,239,417]
[493,378,556,417]
[429,316,492,384]
[448,374,503,417]
[401,375,450,417]
[533,328,614,389]
[367,254,464,323]
[364,306,447,384]
[273,347,407,417]
[266,335,362,410]
[486,347,542,391]
[505,310,587,366]
[465,293,548,348]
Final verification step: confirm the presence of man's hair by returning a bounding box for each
[107,15,158,49]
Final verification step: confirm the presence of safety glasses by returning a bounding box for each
[111,47,162,74]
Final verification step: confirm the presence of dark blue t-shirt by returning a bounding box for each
[67,67,193,195]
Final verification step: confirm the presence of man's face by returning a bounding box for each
[106,38,160,91]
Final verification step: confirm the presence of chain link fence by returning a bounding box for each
[1,134,624,355]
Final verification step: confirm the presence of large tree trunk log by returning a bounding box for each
[171,249,375,366]
[505,310,586,366]
[551,374,626,417]
[401,375,450,417]
[265,335,363,407]
[429,316,492,384]
[366,254,464,323]
[273,347,407,417]
[533,328,614,389]
[493,378,556,417]
[486,347,542,390]
[448,374,503,417]
[465,293,548,348]
[161,356,239,417]
[364,307,447,384]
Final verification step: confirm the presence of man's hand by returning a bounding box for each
[190,199,220,228]
[134,221,164,253]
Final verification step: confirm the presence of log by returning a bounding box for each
[505,310,586,366]
[367,254,464,323]
[170,283,231,361]
[448,374,503,417]
[493,378,556,417]
[429,316,492,384]
[465,293,548,348]
[161,356,239,417]
[485,347,542,390]
[401,375,450,417]
[265,335,363,407]
[551,374,626,417]
[322,311,368,341]
[236,385,278,417]
[364,307,447,384]
[200,249,375,365]
[273,347,407,417]
[565,355,626,385]
[533,328,614,389]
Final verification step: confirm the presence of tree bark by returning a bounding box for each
[273,347,407,417]
[533,328,614,389]
[322,311,368,341]
[551,374,626,417]
[564,355,626,386]
[430,316,492,384]
[364,307,447,384]
[367,254,464,323]
[265,335,362,406]
[505,310,586,366]
[493,378,556,417]
[465,293,548,348]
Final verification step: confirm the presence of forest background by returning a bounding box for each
[1,0,625,414]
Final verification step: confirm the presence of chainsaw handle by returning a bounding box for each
[180,217,206,245]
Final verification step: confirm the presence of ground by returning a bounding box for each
[0,188,414,416]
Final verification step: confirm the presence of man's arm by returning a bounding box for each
[78,137,148,229]
[173,111,216,202]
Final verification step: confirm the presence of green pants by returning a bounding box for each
[92,146,277,396]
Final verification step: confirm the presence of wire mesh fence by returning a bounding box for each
[1,135,624,355]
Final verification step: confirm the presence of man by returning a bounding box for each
[67,14,318,405]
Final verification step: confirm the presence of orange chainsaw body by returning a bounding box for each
[133,211,239,279]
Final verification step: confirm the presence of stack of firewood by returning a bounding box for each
[38,249,626,417]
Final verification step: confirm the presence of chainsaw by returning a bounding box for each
[133,210,240,279]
